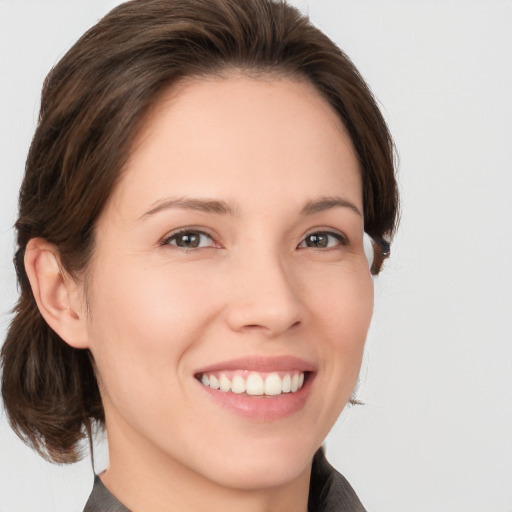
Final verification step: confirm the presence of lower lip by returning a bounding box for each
[197,373,315,421]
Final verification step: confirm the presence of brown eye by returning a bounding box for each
[163,230,214,249]
[298,231,346,249]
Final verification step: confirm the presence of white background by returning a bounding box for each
[1,1,511,511]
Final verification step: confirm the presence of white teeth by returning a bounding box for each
[291,374,299,392]
[199,371,306,396]
[231,375,246,394]
[264,373,282,396]
[219,374,231,392]
[209,374,220,390]
[282,374,291,393]
[246,373,265,395]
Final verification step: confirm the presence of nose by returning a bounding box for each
[224,249,304,338]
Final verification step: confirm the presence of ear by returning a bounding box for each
[24,238,90,349]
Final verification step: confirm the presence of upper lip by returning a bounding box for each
[194,355,317,375]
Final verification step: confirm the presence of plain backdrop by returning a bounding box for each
[1,1,511,511]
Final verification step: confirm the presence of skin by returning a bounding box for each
[27,73,373,512]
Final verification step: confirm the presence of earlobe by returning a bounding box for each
[24,238,90,349]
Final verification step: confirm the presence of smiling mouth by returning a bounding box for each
[195,370,309,396]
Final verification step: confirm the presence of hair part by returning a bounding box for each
[1,0,398,463]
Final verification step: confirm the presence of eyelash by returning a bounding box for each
[161,228,348,251]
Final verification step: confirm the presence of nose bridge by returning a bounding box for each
[225,241,303,336]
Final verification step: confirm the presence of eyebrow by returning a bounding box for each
[300,196,362,217]
[141,195,362,219]
[141,197,238,218]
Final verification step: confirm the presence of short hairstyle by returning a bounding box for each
[1,0,399,463]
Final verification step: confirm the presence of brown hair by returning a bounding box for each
[1,0,399,463]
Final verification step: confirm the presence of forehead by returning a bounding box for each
[105,73,362,220]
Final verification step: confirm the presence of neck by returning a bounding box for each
[100,416,311,512]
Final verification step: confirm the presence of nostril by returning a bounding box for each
[241,320,301,334]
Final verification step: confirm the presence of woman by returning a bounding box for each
[1,0,398,510]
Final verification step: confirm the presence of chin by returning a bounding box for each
[186,432,320,491]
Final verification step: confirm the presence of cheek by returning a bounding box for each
[308,267,373,377]
[84,256,230,395]
[85,262,200,392]
[84,261,218,446]
[89,256,209,336]
[308,260,373,330]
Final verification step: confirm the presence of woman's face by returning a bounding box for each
[84,74,373,490]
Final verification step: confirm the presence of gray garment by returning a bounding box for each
[83,448,366,512]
